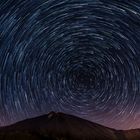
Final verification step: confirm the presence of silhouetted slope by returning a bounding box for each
[0,112,139,140]
[123,129,140,140]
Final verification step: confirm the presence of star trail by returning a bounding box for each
[0,0,140,130]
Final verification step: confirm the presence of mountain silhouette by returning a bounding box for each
[0,112,139,140]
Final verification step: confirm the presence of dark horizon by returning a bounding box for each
[0,111,139,131]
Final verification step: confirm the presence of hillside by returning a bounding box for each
[0,112,139,140]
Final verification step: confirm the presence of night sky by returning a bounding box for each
[0,0,140,130]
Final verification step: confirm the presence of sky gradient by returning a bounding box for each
[0,0,140,130]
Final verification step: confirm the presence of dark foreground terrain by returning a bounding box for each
[0,112,139,140]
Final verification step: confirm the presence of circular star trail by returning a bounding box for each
[0,0,140,129]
